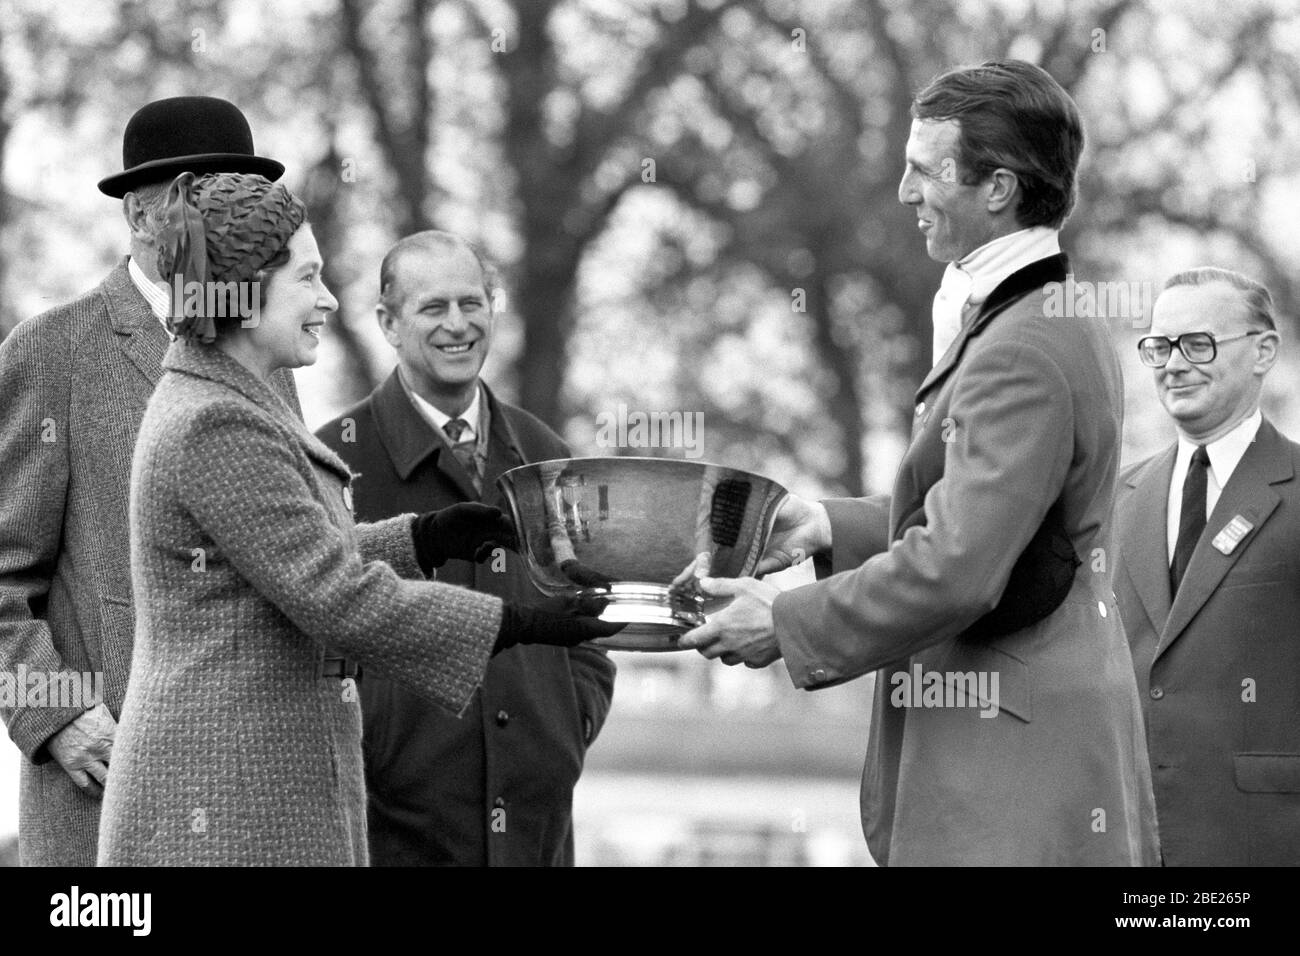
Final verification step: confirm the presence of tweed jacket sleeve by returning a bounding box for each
[355,515,425,580]
[0,316,88,758]
[170,399,502,715]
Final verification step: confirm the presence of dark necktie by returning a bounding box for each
[442,418,480,492]
[1170,445,1210,596]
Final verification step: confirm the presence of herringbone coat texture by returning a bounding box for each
[96,340,501,866]
[0,260,301,866]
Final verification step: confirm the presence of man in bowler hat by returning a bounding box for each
[0,96,300,865]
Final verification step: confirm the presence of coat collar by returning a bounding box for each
[371,369,527,495]
[1157,417,1294,658]
[103,257,169,388]
[916,253,1070,401]
[162,339,354,483]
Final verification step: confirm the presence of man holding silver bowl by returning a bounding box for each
[678,60,1161,866]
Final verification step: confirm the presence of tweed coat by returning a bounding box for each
[96,340,502,866]
[317,371,616,865]
[1113,419,1300,865]
[774,255,1161,866]
[0,260,301,866]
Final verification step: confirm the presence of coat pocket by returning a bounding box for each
[97,594,136,716]
[1234,753,1300,793]
[918,638,1032,723]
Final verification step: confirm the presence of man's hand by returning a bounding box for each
[677,576,783,668]
[669,551,711,596]
[755,494,832,576]
[46,702,116,798]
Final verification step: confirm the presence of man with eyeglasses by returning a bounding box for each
[1113,266,1300,866]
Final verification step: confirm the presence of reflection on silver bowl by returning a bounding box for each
[497,457,788,651]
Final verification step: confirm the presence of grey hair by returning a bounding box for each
[378,230,499,316]
[125,181,172,241]
[1163,266,1276,331]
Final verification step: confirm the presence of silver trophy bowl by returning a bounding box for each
[497,457,789,651]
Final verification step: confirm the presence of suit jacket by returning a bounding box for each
[774,254,1161,866]
[1113,418,1300,866]
[0,259,300,866]
[317,370,616,866]
[98,340,502,866]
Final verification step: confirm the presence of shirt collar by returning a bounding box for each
[1175,408,1263,486]
[399,367,483,440]
[957,226,1061,306]
[127,256,175,334]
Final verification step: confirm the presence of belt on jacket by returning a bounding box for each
[318,655,360,679]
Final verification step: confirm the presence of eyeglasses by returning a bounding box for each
[1137,330,1262,368]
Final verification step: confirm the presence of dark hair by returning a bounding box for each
[254,245,294,311]
[1163,266,1276,331]
[912,59,1084,229]
[378,230,499,316]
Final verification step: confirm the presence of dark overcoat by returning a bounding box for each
[1113,419,1300,865]
[774,255,1161,866]
[97,341,501,866]
[317,370,615,866]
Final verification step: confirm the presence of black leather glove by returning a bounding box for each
[493,594,626,655]
[413,503,518,574]
[560,558,615,588]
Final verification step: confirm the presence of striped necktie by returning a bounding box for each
[443,418,480,492]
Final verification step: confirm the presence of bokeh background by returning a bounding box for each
[1,0,1297,866]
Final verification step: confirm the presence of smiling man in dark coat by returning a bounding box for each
[317,231,616,866]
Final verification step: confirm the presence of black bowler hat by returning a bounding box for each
[98,96,284,198]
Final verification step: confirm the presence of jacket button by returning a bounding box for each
[342,485,354,511]
[916,402,926,416]
[493,797,506,809]
[1150,686,1164,700]
[1098,601,1107,618]
[811,668,827,683]
[495,709,509,727]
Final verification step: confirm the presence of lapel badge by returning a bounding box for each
[1210,514,1253,555]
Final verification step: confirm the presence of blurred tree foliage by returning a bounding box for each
[1,0,1297,495]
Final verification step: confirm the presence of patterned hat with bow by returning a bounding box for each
[157,171,307,343]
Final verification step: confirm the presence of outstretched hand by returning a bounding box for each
[414,503,518,570]
[755,494,831,576]
[494,593,625,655]
[677,576,783,668]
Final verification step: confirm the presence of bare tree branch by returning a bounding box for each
[339,0,436,235]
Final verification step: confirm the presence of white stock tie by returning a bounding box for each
[931,262,973,366]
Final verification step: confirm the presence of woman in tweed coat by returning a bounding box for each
[98,173,612,866]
